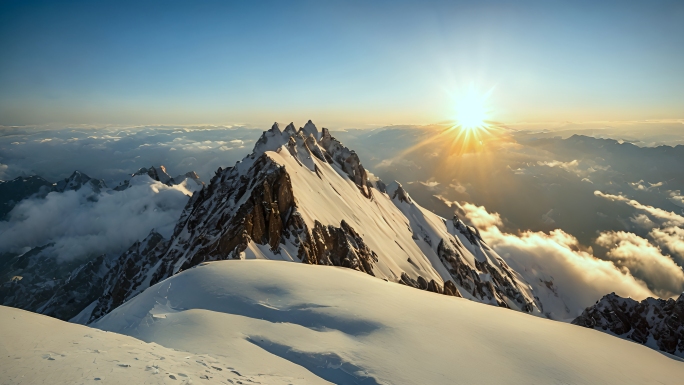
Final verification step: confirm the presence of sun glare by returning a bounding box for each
[454,87,491,131]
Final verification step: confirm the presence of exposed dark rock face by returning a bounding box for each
[573,292,684,357]
[385,180,532,310]
[453,215,483,246]
[437,237,536,312]
[35,253,112,321]
[159,154,299,273]
[0,245,63,314]
[74,122,387,322]
[319,127,372,198]
[399,272,459,297]
[76,121,542,322]
[443,280,462,297]
[298,220,378,275]
[134,166,173,184]
[88,231,167,321]
[0,230,167,322]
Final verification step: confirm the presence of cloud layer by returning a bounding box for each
[0,125,258,186]
[456,202,655,318]
[594,231,684,297]
[0,176,195,261]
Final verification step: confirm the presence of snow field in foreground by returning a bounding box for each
[0,305,311,385]
[94,260,684,385]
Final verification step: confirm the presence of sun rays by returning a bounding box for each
[374,85,508,187]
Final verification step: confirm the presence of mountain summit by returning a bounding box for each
[73,120,545,323]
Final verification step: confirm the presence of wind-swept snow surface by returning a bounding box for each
[95,260,684,385]
[0,306,316,385]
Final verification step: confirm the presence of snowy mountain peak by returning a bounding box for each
[176,171,203,186]
[114,165,203,190]
[134,165,172,185]
[283,122,298,136]
[252,122,292,155]
[301,119,319,140]
[55,170,107,193]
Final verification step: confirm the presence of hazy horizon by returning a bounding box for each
[1,0,683,128]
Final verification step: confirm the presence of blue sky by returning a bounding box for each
[1,0,683,127]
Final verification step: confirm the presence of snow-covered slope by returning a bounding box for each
[0,306,312,385]
[79,120,544,323]
[92,260,684,385]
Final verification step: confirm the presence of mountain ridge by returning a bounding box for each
[72,120,545,324]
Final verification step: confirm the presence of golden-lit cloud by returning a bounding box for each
[596,231,684,297]
[454,202,655,318]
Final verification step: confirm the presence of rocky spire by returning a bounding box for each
[301,120,319,140]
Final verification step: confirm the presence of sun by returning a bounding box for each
[453,86,492,131]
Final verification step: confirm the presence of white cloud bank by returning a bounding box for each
[596,231,684,297]
[456,202,655,318]
[0,176,195,261]
[595,189,684,275]
[650,226,684,265]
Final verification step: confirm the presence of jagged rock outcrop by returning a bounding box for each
[386,181,541,313]
[0,164,206,321]
[0,231,168,322]
[135,165,173,184]
[319,127,372,198]
[298,220,378,275]
[453,215,484,246]
[399,272,459,296]
[437,237,535,311]
[572,292,684,357]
